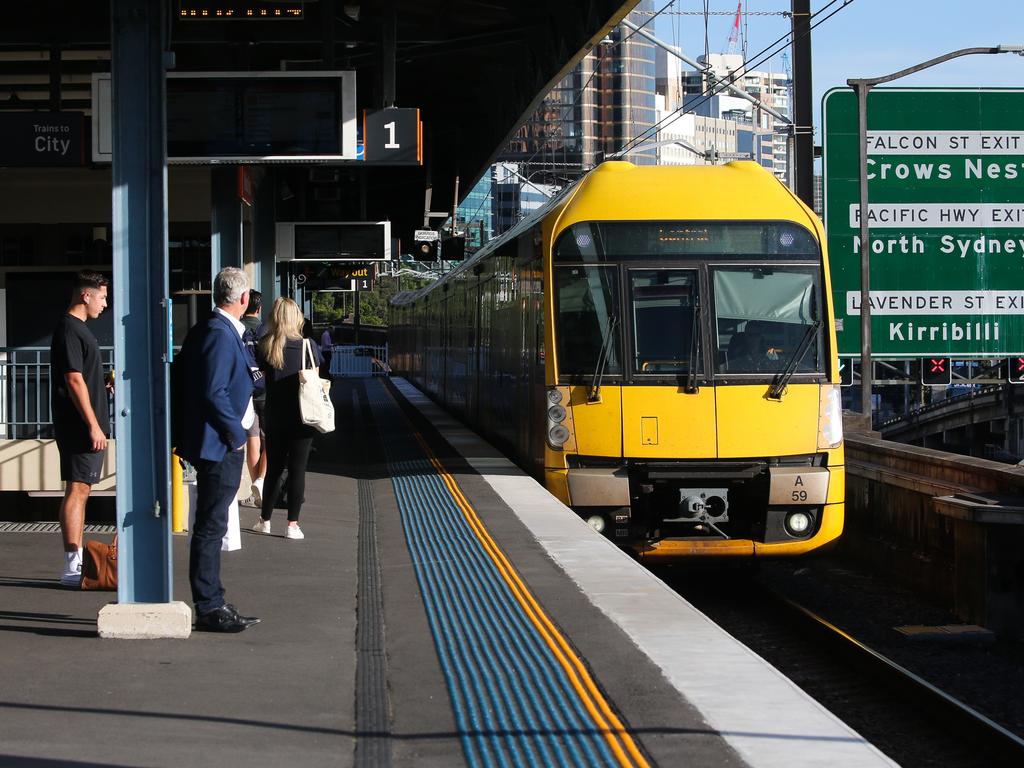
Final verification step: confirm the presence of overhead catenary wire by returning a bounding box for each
[617,0,853,157]
[615,0,855,159]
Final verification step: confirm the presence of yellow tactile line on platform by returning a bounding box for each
[409,430,650,768]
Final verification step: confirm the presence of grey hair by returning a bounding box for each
[213,267,249,307]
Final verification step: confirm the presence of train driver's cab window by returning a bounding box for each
[554,265,621,378]
[629,270,699,375]
[713,266,823,375]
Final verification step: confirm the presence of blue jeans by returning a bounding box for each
[189,449,244,614]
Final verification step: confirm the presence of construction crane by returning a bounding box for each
[724,0,742,56]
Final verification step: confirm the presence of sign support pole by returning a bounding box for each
[853,81,872,424]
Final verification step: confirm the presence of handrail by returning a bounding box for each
[0,345,116,439]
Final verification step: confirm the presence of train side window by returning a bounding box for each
[554,265,621,378]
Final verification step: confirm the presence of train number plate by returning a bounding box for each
[768,467,829,505]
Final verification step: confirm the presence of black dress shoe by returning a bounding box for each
[223,603,261,628]
[195,605,259,633]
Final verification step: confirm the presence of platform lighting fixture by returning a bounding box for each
[847,44,1024,425]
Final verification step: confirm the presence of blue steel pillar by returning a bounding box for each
[254,171,277,300]
[212,166,242,274]
[111,0,172,603]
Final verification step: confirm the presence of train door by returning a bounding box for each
[619,267,718,459]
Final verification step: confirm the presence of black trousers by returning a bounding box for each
[261,429,313,523]
[190,449,244,615]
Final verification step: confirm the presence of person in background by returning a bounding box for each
[253,297,323,540]
[320,324,334,375]
[177,267,260,633]
[50,270,111,587]
[240,290,266,508]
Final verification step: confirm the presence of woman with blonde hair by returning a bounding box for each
[252,297,323,539]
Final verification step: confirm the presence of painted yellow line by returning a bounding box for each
[410,431,650,768]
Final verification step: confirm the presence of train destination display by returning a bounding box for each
[823,88,1024,357]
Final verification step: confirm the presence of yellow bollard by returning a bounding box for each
[171,451,186,533]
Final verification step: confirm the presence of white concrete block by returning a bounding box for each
[97,601,192,639]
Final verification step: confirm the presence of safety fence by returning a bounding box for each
[0,346,115,439]
[328,344,390,378]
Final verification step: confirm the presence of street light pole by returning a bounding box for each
[846,45,1023,428]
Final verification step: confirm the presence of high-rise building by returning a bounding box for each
[654,94,739,166]
[680,53,791,181]
[455,172,494,247]
[501,0,657,181]
[491,163,558,235]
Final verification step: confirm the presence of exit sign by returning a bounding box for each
[823,88,1024,357]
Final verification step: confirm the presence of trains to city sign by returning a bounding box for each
[391,161,845,559]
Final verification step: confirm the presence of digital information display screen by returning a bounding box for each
[276,222,392,262]
[166,78,338,157]
[92,71,357,163]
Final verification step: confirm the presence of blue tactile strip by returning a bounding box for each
[365,380,640,768]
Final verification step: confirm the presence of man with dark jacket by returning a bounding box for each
[177,267,260,633]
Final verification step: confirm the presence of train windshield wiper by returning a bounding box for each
[588,315,619,403]
[684,299,700,394]
[767,319,822,400]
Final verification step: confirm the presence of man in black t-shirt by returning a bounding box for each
[51,271,110,587]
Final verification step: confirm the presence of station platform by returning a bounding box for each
[0,378,894,768]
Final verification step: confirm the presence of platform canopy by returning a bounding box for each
[1,1,637,242]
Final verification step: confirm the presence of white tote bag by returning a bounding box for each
[186,485,241,552]
[298,338,336,433]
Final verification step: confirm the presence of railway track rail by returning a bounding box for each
[661,569,1024,767]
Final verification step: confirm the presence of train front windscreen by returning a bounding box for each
[553,221,825,381]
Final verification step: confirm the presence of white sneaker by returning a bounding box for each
[251,479,263,507]
[239,494,259,507]
[252,518,271,534]
[285,524,304,540]
[60,549,82,587]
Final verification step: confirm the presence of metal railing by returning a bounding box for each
[328,344,390,378]
[0,346,115,439]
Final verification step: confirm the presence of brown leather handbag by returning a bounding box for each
[80,535,117,591]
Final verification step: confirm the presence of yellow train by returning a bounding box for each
[391,161,844,559]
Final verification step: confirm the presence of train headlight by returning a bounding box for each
[547,388,563,405]
[547,405,567,423]
[548,424,570,447]
[786,511,811,535]
[817,384,844,449]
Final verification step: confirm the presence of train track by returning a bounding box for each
[658,567,1024,767]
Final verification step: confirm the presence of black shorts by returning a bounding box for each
[58,446,107,485]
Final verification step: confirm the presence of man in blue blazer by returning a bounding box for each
[178,267,260,633]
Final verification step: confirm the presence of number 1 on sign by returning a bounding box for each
[384,121,400,149]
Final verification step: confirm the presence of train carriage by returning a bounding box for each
[391,160,844,559]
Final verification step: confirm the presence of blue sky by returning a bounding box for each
[651,0,1024,133]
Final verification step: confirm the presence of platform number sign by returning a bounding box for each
[363,107,422,165]
[921,357,951,386]
[1009,357,1024,384]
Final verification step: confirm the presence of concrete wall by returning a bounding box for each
[0,439,116,492]
[844,430,1024,638]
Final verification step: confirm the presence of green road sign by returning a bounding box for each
[823,88,1024,357]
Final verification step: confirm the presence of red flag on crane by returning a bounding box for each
[726,0,742,55]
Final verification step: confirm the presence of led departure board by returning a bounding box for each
[179,3,304,20]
